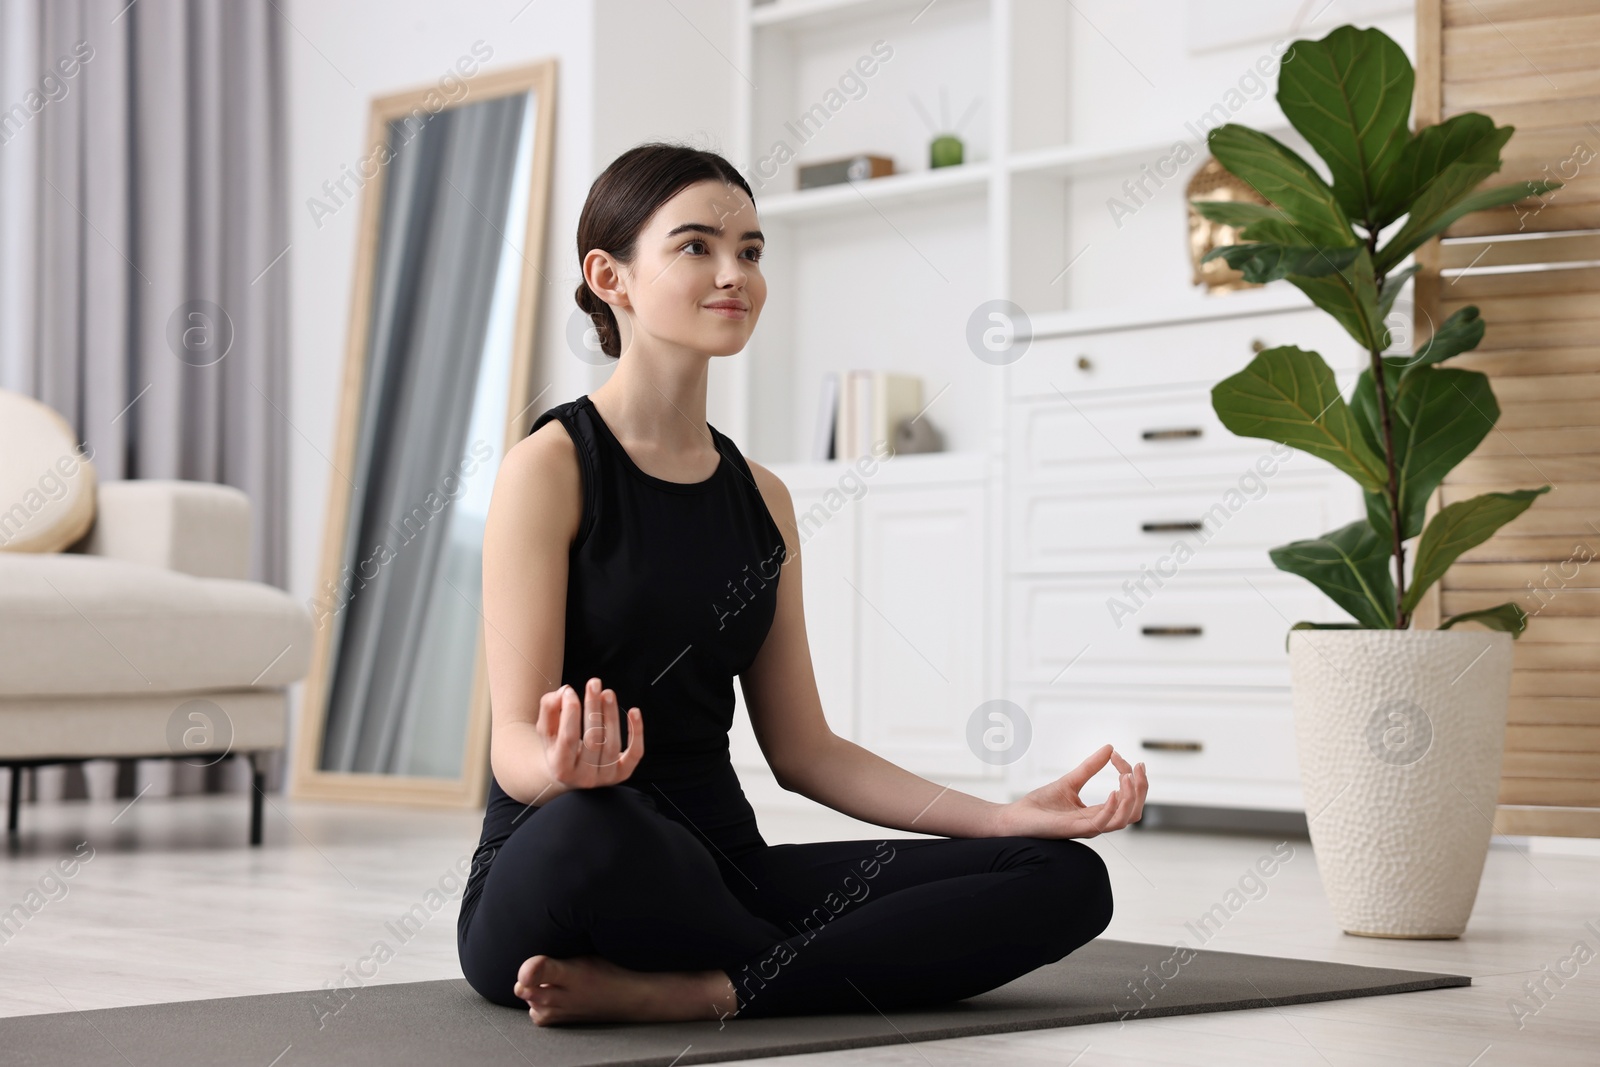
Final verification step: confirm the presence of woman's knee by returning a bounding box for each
[1030,838,1115,944]
[527,785,684,882]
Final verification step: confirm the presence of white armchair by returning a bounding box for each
[0,478,312,845]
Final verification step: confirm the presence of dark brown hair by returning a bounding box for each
[574,142,757,359]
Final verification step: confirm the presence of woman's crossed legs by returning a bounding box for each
[457,784,1114,1021]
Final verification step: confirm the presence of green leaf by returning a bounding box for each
[1377,264,1420,324]
[1276,25,1415,229]
[1283,620,1367,654]
[1189,199,1290,230]
[1380,176,1551,274]
[1287,245,1387,352]
[1372,113,1504,231]
[1189,199,1322,249]
[1348,354,1410,458]
[1351,366,1501,544]
[1397,305,1485,379]
[1200,242,1363,283]
[1402,487,1551,614]
[1379,176,1562,273]
[1211,345,1389,491]
[1190,199,1357,269]
[1270,519,1397,628]
[1439,602,1529,637]
[1206,124,1360,248]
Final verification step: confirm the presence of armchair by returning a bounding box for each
[0,478,312,845]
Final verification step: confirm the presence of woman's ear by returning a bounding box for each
[583,249,630,311]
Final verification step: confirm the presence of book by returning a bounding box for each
[827,370,924,461]
[813,372,839,461]
[871,371,922,458]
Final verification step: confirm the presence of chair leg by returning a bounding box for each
[6,764,20,835]
[248,753,264,847]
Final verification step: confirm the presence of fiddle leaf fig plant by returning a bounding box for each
[1188,24,1560,642]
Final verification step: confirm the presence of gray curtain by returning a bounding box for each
[318,93,527,774]
[0,0,288,799]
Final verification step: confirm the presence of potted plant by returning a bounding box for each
[1190,24,1561,938]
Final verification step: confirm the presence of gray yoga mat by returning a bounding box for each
[4,938,1468,1066]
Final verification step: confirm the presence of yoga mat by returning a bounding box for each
[4,938,1469,1066]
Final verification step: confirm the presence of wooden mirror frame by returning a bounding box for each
[291,58,557,806]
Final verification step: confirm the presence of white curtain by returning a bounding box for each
[0,0,289,802]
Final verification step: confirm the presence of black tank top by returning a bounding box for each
[459,393,786,933]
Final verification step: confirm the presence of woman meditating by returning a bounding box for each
[457,142,1149,1026]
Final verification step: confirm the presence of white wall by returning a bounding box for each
[283,0,736,780]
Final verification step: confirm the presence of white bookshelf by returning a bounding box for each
[725,0,1351,466]
[724,0,1416,813]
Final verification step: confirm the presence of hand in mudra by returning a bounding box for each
[536,676,643,788]
[996,744,1147,839]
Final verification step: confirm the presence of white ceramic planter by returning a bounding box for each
[1287,629,1514,938]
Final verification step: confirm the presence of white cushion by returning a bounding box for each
[0,553,311,697]
[0,389,97,554]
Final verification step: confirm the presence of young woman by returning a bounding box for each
[457,142,1149,1026]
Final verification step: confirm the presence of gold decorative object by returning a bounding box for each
[1187,155,1271,293]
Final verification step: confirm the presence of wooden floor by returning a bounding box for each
[1,790,1596,1065]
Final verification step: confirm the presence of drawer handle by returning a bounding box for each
[1142,520,1204,533]
[1142,739,1203,752]
[1141,625,1203,637]
[1141,426,1203,440]
[1076,354,1092,370]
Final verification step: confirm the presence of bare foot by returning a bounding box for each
[513,954,738,1026]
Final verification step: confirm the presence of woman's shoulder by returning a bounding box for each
[495,407,586,547]
[736,452,796,556]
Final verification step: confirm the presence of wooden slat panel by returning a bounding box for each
[1495,400,1600,429]
[1472,428,1600,456]
[1422,0,1600,833]
[1461,536,1595,563]
[1454,455,1600,481]
[1511,618,1600,643]
[1513,642,1600,669]
[1445,590,1600,619]
[1444,265,1600,302]
[1483,124,1600,168]
[1441,291,1597,323]
[1477,317,1600,350]
[1493,805,1600,837]
[1444,13,1600,54]
[1446,200,1600,237]
[1504,752,1600,778]
[1439,233,1600,269]
[1507,695,1600,725]
[1443,39,1599,81]
[1444,0,1600,29]
[1510,670,1600,696]
[1448,561,1600,588]
[1451,346,1600,377]
[1442,64,1600,108]
[1491,372,1600,401]
[1506,724,1600,749]
[1499,777,1600,806]
[1446,93,1600,129]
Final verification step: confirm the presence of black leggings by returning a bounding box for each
[457,784,1115,1019]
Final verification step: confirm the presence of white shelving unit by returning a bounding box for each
[725,0,1414,818]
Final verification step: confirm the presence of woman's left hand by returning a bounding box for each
[991,744,1147,839]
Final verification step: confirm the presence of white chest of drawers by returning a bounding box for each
[1003,293,1373,813]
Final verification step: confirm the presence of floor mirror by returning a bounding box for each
[292,59,556,806]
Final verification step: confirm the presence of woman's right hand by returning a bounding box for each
[536,676,643,788]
